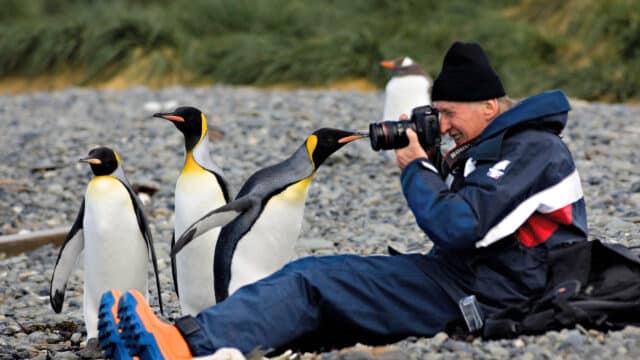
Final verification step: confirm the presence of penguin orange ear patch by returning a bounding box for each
[306,135,318,167]
[113,151,121,165]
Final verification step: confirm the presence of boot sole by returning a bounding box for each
[98,291,131,360]
[117,292,165,360]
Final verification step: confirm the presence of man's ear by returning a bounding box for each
[483,99,500,122]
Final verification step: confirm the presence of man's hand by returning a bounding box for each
[395,128,428,170]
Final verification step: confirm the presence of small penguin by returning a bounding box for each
[381,56,431,121]
[153,106,231,316]
[50,147,163,340]
[172,128,365,302]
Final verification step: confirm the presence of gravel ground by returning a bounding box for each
[0,85,639,359]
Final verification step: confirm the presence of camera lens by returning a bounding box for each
[368,122,385,151]
[368,120,414,151]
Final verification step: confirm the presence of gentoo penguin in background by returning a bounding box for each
[381,56,431,121]
[153,106,231,316]
[50,147,163,340]
[172,128,366,302]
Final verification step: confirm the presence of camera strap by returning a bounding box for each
[441,142,473,179]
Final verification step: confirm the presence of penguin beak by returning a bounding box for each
[338,132,368,144]
[380,60,395,68]
[153,113,185,123]
[79,157,101,165]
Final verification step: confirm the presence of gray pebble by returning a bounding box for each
[52,351,81,360]
[69,332,82,345]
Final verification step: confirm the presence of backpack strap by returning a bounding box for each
[489,280,583,337]
[550,297,590,327]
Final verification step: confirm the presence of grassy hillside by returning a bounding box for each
[0,0,638,102]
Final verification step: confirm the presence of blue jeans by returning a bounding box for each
[176,254,461,356]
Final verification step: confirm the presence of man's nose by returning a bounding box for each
[439,117,451,134]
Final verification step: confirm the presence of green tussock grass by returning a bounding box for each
[0,0,638,102]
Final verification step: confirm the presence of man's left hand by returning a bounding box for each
[395,128,428,170]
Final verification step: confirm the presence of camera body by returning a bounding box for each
[369,105,441,152]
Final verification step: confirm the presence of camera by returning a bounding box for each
[368,105,441,152]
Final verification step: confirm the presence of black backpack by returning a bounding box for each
[480,239,640,339]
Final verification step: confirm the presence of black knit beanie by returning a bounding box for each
[431,41,505,101]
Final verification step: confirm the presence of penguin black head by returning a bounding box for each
[306,128,366,169]
[80,147,120,176]
[154,106,206,152]
[381,57,426,77]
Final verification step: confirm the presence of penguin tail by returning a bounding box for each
[387,245,404,256]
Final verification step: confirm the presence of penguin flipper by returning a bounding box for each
[50,200,85,313]
[208,170,232,204]
[120,180,165,316]
[172,196,256,257]
[170,232,179,297]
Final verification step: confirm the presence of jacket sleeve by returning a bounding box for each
[400,130,579,251]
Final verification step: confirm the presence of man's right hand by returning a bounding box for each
[394,112,429,170]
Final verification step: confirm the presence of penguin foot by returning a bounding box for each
[117,289,192,360]
[98,290,132,360]
[78,338,107,359]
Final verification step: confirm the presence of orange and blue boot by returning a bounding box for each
[117,289,192,360]
[98,290,131,360]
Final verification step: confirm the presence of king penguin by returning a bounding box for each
[172,128,365,302]
[381,56,431,121]
[153,106,231,316]
[50,147,163,340]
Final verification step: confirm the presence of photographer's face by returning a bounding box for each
[434,100,497,146]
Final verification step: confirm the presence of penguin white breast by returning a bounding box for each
[83,176,149,337]
[174,160,226,315]
[382,75,431,121]
[174,166,226,234]
[228,177,311,294]
[83,177,149,290]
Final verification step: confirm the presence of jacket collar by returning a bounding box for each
[468,90,571,161]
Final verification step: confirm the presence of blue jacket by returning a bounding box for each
[401,90,588,310]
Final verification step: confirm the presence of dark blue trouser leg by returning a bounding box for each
[179,254,461,356]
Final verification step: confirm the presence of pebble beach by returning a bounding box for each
[1,85,639,359]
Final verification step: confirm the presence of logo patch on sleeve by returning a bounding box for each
[486,160,511,180]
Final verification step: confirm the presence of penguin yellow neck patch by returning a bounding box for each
[278,176,313,204]
[182,152,205,174]
[306,135,318,168]
[87,176,124,198]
